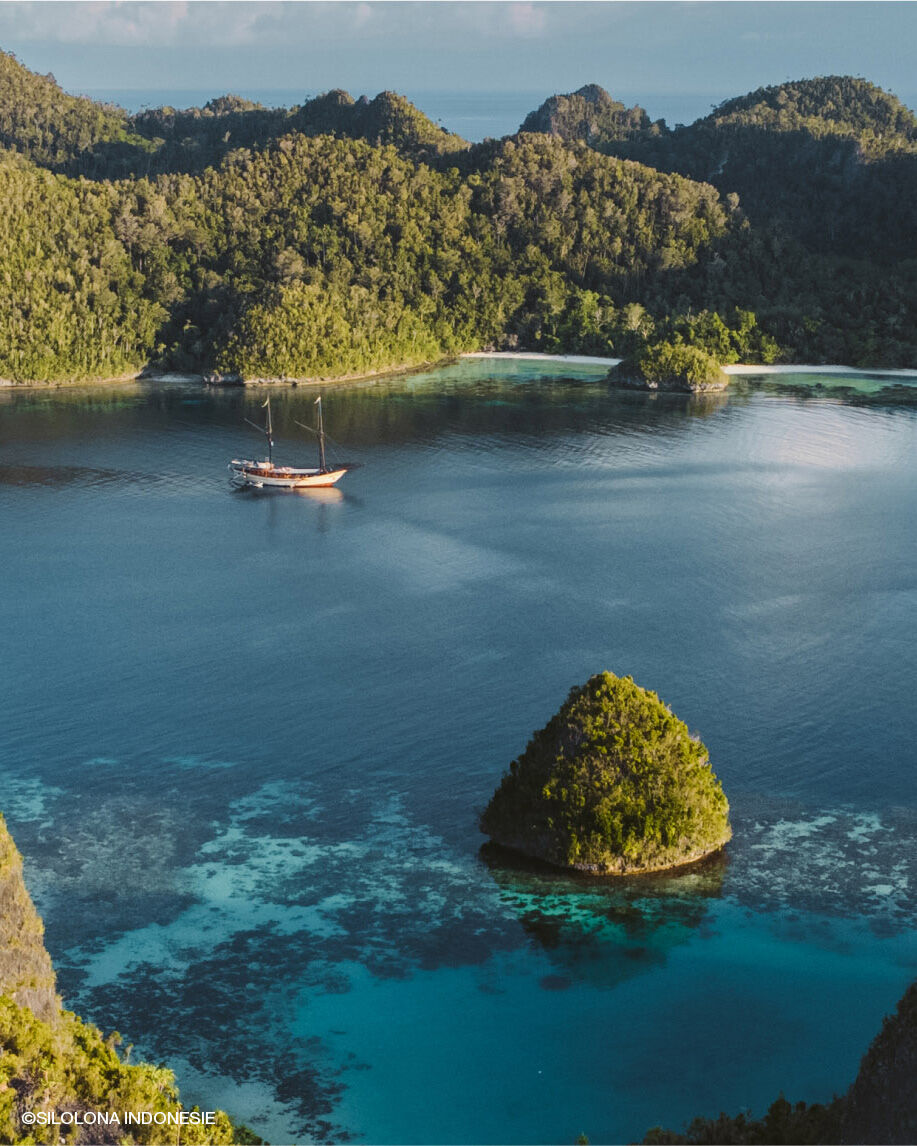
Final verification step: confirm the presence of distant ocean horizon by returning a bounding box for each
[79,87,743,139]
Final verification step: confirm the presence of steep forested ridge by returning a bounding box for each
[0,53,464,178]
[1,50,916,383]
[519,83,662,145]
[530,76,917,259]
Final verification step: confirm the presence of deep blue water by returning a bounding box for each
[2,360,916,1143]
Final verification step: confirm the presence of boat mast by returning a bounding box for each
[245,397,274,464]
[264,397,274,464]
[315,395,326,470]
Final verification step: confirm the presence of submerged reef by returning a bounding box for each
[481,672,731,874]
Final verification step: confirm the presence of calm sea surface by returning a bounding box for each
[2,359,916,1143]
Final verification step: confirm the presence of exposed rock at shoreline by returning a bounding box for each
[481,673,731,874]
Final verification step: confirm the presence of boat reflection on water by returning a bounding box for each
[480,842,727,990]
[292,486,345,503]
[231,484,346,503]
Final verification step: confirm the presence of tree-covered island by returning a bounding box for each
[481,673,731,874]
[1,52,917,384]
[611,342,730,392]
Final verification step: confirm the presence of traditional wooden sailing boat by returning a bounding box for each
[228,395,354,488]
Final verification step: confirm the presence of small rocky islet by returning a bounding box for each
[610,343,731,393]
[481,671,732,874]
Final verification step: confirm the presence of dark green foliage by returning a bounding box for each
[0,152,163,382]
[0,114,735,380]
[129,87,467,177]
[0,51,464,178]
[614,342,729,392]
[0,996,253,1144]
[706,76,917,151]
[571,77,917,260]
[642,1094,845,1144]
[218,279,445,379]
[481,673,731,873]
[663,310,779,365]
[2,53,917,383]
[0,51,156,177]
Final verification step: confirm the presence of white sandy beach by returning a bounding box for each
[461,351,623,366]
[724,364,917,378]
[462,352,917,378]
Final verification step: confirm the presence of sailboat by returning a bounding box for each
[228,395,354,488]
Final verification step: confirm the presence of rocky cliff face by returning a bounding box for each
[0,813,59,1022]
[843,978,917,1145]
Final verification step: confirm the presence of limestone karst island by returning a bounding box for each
[481,672,731,874]
[4,7,917,1144]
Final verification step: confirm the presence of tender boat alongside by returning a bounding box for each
[229,395,355,489]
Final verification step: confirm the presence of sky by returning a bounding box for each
[1,1,916,124]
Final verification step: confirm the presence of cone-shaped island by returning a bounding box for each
[481,672,731,874]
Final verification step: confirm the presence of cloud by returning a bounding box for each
[0,0,561,48]
[0,1,291,47]
[506,3,547,39]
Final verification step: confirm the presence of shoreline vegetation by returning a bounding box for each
[4,352,917,391]
[3,56,917,387]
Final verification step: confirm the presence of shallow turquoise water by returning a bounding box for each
[1,360,916,1142]
[737,369,917,397]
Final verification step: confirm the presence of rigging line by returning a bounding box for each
[293,420,351,459]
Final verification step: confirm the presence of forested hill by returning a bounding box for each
[0,49,148,170]
[706,76,917,151]
[523,77,917,259]
[0,50,464,177]
[519,83,662,145]
[1,130,745,382]
[529,76,917,154]
[129,87,467,176]
[2,50,917,383]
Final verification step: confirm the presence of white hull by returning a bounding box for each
[229,460,349,488]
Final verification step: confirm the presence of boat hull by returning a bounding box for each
[229,461,350,488]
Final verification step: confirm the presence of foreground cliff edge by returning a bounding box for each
[642,978,917,1144]
[0,814,257,1145]
[481,672,731,873]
